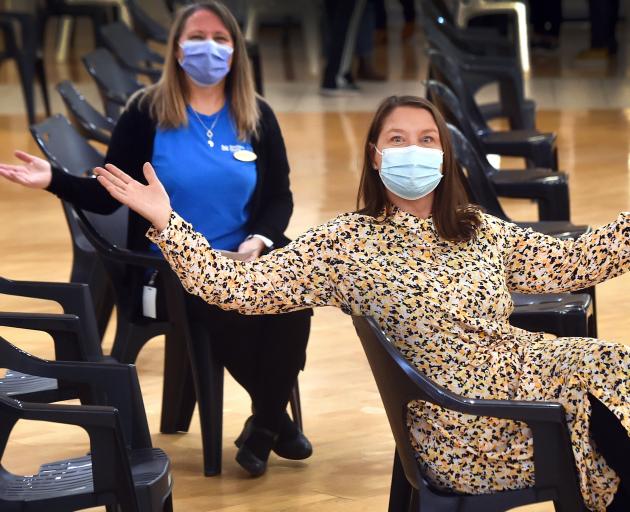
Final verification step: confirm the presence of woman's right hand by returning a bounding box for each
[0,150,52,189]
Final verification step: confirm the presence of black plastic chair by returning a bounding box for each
[419,0,533,130]
[126,0,169,44]
[56,80,116,144]
[0,336,173,512]
[447,122,597,337]
[0,11,51,125]
[29,116,302,475]
[30,115,116,339]
[82,48,144,120]
[352,316,588,512]
[100,22,165,83]
[74,204,304,476]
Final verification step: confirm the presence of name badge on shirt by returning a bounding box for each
[233,149,257,162]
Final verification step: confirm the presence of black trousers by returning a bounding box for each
[588,0,620,51]
[588,394,630,510]
[184,292,312,432]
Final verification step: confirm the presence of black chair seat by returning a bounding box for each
[481,129,556,145]
[516,221,588,240]
[0,370,57,395]
[492,168,570,221]
[478,98,535,125]
[0,448,170,509]
[511,293,593,338]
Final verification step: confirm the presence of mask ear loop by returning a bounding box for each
[370,143,382,170]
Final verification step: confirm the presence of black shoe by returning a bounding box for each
[236,415,313,461]
[234,418,277,477]
[272,412,313,460]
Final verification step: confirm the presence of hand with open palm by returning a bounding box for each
[95,162,172,231]
[0,150,52,189]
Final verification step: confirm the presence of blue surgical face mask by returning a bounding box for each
[178,39,234,87]
[375,145,444,200]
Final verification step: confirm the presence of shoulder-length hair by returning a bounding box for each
[134,0,259,139]
[356,95,482,242]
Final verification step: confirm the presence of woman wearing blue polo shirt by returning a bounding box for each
[0,1,312,476]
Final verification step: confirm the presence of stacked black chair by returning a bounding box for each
[426,77,570,222]
[427,69,569,221]
[425,73,558,171]
[420,0,534,130]
[126,0,169,44]
[0,336,173,511]
[447,122,597,337]
[0,11,51,125]
[0,277,104,403]
[352,316,588,512]
[82,48,144,120]
[29,115,303,476]
[100,22,165,83]
[57,80,116,144]
[30,115,115,339]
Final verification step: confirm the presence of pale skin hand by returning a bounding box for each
[237,237,265,262]
[0,150,52,189]
[94,162,172,231]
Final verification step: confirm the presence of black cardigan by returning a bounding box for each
[47,97,294,251]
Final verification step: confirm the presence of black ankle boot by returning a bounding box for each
[272,413,313,460]
[234,417,277,477]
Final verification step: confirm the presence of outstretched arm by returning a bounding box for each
[498,215,630,293]
[95,163,342,314]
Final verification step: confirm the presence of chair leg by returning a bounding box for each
[389,450,413,512]
[35,56,51,116]
[289,380,303,432]
[162,493,174,512]
[15,53,36,125]
[111,322,149,363]
[160,332,196,434]
[186,322,224,476]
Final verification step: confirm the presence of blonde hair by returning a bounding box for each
[134,1,260,140]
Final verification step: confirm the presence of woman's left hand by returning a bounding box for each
[237,237,266,262]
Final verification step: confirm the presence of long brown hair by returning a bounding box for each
[134,1,259,139]
[356,95,481,242]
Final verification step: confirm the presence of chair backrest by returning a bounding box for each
[30,114,128,250]
[352,316,587,512]
[99,21,164,73]
[446,123,509,220]
[56,80,115,144]
[82,48,144,119]
[426,49,488,134]
[125,0,169,44]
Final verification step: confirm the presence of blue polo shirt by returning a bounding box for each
[150,103,257,251]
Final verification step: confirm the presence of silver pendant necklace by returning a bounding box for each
[191,106,222,148]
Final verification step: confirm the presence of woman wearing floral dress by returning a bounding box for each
[92,95,628,511]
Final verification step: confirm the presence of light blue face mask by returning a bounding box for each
[178,39,234,87]
[375,145,444,200]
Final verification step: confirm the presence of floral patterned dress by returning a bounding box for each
[148,207,630,511]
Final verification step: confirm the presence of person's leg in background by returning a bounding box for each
[355,0,386,81]
[321,0,366,94]
[588,393,630,511]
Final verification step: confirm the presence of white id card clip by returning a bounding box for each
[142,271,158,319]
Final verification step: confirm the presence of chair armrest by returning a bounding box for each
[9,397,118,429]
[0,312,80,333]
[0,277,89,309]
